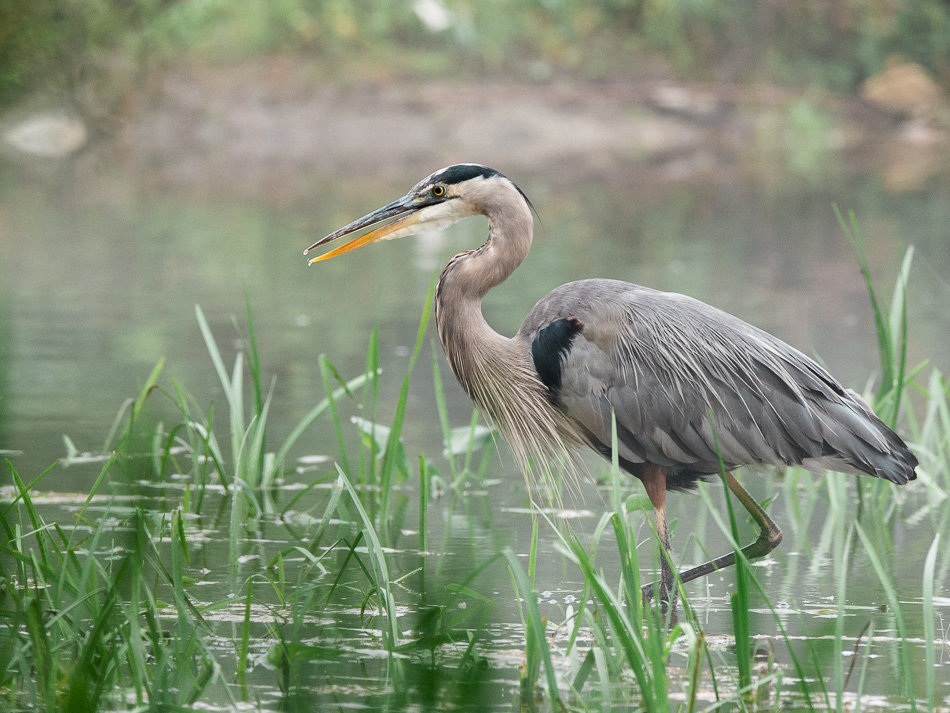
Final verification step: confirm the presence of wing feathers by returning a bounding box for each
[521,279,918,486]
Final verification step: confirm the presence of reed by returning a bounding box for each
[505,533,562,709]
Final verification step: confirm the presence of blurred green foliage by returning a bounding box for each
[0,1,77,105]
[1,0,949,107]
[0,0,150,106]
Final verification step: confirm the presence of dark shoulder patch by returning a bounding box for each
[436,164,500,185]
[532,317,583,399]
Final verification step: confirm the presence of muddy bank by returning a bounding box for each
[81,61,950,198]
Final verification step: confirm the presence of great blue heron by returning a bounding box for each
[304,164,918,604]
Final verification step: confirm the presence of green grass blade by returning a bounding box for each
[723,478,752,698]
[305,470,346,553]
[431,340,458,479]
[244,291,264,417]
[238,575,254,697]
[527,515,539,585]
[834,523,854,713]
[337,465,401,651]
[923,534,939,712]
[99,397,135,454]
[361,319,382,484]
[835,206,893,400]
[7,463,51,567]
[504,548,561,709]
[273,367,376,473]
[885,246,913,426]
[196,304,231,400]
[854,522,915,711]
[696,481,820,711]
[196,304,246,463]
[418,455,429,554]
[25,595,56,709]
[566,536,658,711]
[378,279,434,538]
[319,355,354,477]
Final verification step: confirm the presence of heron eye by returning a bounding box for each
[432,185,446,197]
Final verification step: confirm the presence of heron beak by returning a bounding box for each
[304,195,423,265]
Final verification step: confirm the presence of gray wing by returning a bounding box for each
[519,279,917,489]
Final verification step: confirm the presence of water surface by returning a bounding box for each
[1,144,949,709]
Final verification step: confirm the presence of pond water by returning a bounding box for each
[1,134,950,710]
[3,156,950,483]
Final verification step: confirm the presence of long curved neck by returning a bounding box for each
[433,188,581,476]
[434,184,534,403]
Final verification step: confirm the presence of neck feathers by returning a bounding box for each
[442,178,534,298]
[434,177,534,386]
[433,180,582,484]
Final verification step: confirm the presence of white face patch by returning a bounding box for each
[379,198,478,241]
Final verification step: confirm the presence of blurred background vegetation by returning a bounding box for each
[2,0,949,110]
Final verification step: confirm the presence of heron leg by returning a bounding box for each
[675,471,783,587]
[639,465,677,609]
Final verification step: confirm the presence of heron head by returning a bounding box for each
[304,164,522,264]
